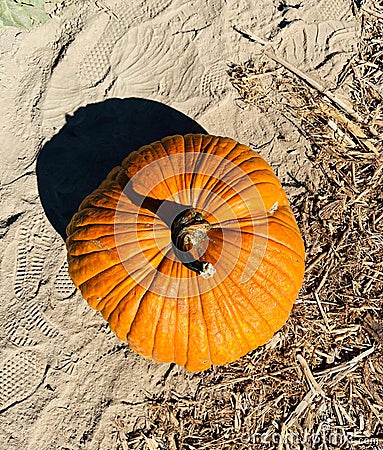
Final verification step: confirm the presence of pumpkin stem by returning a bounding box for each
[171,208,215,279]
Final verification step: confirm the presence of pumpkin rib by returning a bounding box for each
[127,248,175,359]
[188,155,216,200]
[147,142,181,200]
[116,289,156,345]
[190,137,237,194]
[202,162,276,201]
[219,239,293,316]
[68,221,167,242]
[79,189,138,213]
[212,280,253,351]
[185,292,212,371]
[222,228,304,292]
[74,239,171,288]
[236,153,270,166]
[205,139,241,161]
[80,264,132,309]
[212,225,304,288]
[206,188,266,222]
[209,187,271,218]
[188,166,203,205]
[219,274,274,347]
[238,229,305,260]
[267,217,303,238]
[184,280,194,370]
[182,140,199,204]
[238,218,304,250]
[70,238,164,264]
[201,280,243,364]
[205,230,277,337]
[195,150,244,196]
[226,271,276,336]
[121,150,138,169]
[200,134,220,153]
[173,298,188,366]
[197,279,235,366]
[68,226,128,242]
[182,136,201,206]
[229,248,302,309]
[260,246,304,286]
[254,251,304,294]
[183,250,212,371]
[172,263,192,367]
[148,290,171,362]
[70,227,169,245]
[186,135,213,200]
[152,296,177,362]
[79,203,132,214]
[70,208,156,228]
[95,178,121,190]
[206,166,275,197]
[220,144,268,178]
[106,191,148,212]
[76,261,133,302]
[112,230,170,248]
[93,274,132,311]
[83,244,165,313]
[198,142,242,182]
[254,268,299,315]
[258,231,304,260]
[244,265,294,316]
[108,168,130,189]
[145,140,183,199]
[209,227,302,295]
[68,240,114,256]
[225,147,255,166]
[68,250,120,283]
[98,184,124,197]
[67,229,162,249]
[228,171,280,199]
[201,296,231,366]
[271,211,301,230]
[97,277,135,315]
[186,135,218,200]
[161,137,186,198]
[151,255,179,362]
[211,215,269,228]
[251,180,283,191]
[69,232,171,256]
[195,167,273,215]
[103,166,125,182]
[207,182,279,218]
[101,272,155,322]
[267,211,302,232]
[225,142,257,162]
[190,134,207,151]
[167,263,191,364]
[183,134,200,153]
[109,281,151,341]
[100,206,159,221]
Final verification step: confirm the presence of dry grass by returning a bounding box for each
[115,1,383,448]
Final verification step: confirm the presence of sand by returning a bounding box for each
[0,1,359,448]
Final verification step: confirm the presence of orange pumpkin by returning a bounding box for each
[66,134,305,371]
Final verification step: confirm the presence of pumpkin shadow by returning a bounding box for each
[37,98,206,240]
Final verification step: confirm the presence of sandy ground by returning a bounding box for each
[0,1,359,448]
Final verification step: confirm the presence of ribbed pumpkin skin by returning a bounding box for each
[66,134,305,371]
